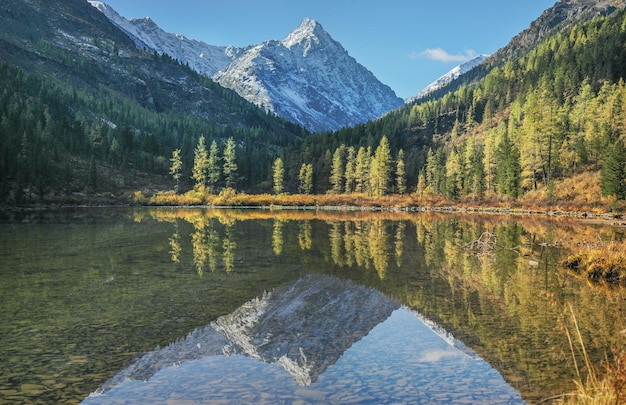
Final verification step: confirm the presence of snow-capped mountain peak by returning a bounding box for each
[406,54,490,103]
[213,18,403,132]
[91,4,404,133]
[282,18,328,54]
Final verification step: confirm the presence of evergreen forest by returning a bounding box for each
[2,3,626,210]
[274,9,626,208]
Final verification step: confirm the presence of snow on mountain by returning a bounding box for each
[214,18,404,132]
[406,54,490,104]
[88,1,244,77]
[90,4,404,133]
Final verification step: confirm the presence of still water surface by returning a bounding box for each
[0,207,624,404]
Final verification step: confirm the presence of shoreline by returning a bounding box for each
[4,201,625,227]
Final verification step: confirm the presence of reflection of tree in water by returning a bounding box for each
[343,222,355,267]
[354,220,371,268]
[191,218,208,276]
[326,218,395,280]
[273,219,285,256]
[222,227,236,273]
[186,214,237,275]
[394,222,406,267]
[169,220,182,264]
[298,220,312,251]
[369,219,389,280]
[329,221,344,266]
[206,223,221,273]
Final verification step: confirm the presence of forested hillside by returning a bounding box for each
[0,0,305,205]
[2,0,626,210]
[280,8,626,208]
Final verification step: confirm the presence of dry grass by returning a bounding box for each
[563,241,626,286]
[554,306,626,405]
[137,189,424,209]
[133,172,626,216]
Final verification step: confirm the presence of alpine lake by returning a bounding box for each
[1,207,624,404]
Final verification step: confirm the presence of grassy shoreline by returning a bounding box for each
[129,188,626,221]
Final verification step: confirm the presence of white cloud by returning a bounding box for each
[411,48,477,63]
[418,349,458,362]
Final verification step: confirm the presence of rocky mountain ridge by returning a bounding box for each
[405,54,490,103]
[90,4,404,133]
[89,1,246,77]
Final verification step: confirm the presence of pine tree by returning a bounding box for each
[370,136,392,197]
[223,137,237,190]
[354,146,371,194]
[600,139,626,199]
[396,149,406,194]
[207,140,220,194]
[445,149,462,200]
[192,135,209,192]
[298,163,313,194]
[496,131,522,198]
[273,157,284,195]
[415,169,427,197]
[344,146,356,193]
[169,149,183,193]
[329,144,346,194]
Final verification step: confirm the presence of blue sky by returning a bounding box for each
[99,1,557,99]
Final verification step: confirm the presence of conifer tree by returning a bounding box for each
[273,157,284,195]
[223,137,237,190]
[415,169,427,197]
[329,144,346,194]
[207,140,220,194]
[600,139,626,199]
[396,149,406,194]
[344,146,356,194]
[445,149,462,200]
[298,163,313,194]
[496,131,522,198]
[354,146,371,194]
[169,149,183,193]
[370,136,392,197]
[192,135,209,191]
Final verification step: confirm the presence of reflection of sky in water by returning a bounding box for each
[83,309,524,404]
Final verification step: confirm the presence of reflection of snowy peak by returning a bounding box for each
[406,307,478,359]
[213,273,401,385]
[89,1,245,77]
[90,4,404,132]
[92,274,399,394]
[406,54,490,103]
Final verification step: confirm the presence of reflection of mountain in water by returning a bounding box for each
[92,273,400,394]
[407,308,479,360]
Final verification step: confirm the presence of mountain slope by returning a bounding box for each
[0,0,305,203]
[405,54,489,103]
[214,18,404,133]
[289,2,626,204]
[89,1,246,78]
[422,0,626,101]
[90,5,404,133]
[493,0,626,64]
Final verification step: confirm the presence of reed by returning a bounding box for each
[553,305,626,405]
